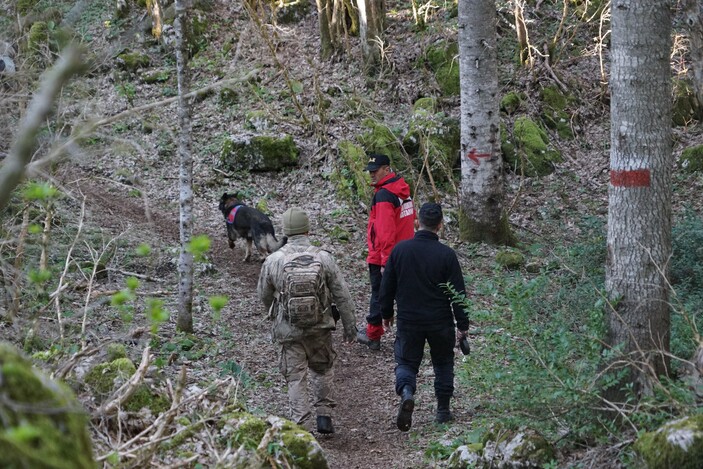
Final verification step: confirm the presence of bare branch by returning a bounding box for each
[0,47,84,211]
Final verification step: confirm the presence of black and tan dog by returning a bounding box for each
[218,192,287,262]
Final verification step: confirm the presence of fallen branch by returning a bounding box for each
[97,346,151,416]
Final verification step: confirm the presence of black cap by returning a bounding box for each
[418,202,443,228]
[365,153,391,171]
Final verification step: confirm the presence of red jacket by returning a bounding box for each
[366,173,415,266]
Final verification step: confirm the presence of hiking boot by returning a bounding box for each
[357,329,381,350]
[317,416,334,434]
[435,410,454,424]
[435,396,453,424]
[396,385,415,432]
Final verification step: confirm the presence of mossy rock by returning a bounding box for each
[84,357,137,396]
[141,69,170,83]
[423,41,460,96]
[220,135,299,172]
[275,0,312,24]
[227,415,329,468]
[84,357,168,413]
[402,104,460,185]
[500,91,524,115]
[223,410,270,450]
[357,118,407,173]
[679,144,703,173]
[329,225,351,242]
[634,415,703,468]
[673,79,700,126]
[501,429,555,467]
[502,117,561,177]
[116,51,151,72]
[447,444,482,468]
[106,343,127,361]
[540,85,574,139]
[412,97,438,113]
[245,110,271,131]
[333,140,372,204]
[0,341,96,468]
[496,249,525,269]
[461,425,554,467]
[27,21,49,55]
[219,87,239,107]
[17,0,39,15]
[280,424,329,469]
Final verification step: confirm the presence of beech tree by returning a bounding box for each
[605,0,672,397]
[682,0,703,111]
[174,0,194,333]
[314,0,352,59]
[457,0,513,245]
[358,0,385,72]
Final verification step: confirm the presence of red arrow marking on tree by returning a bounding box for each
[466,148,491,165]
[610,169,651,188]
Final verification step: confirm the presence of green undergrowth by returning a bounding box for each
[448,213,703,462]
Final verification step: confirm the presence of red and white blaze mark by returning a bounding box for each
[610,169,651,187]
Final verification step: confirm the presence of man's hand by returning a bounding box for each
[343,326,358,344]
[383,317,394,331]
[456,329,468,341]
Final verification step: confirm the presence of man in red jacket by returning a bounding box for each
[357,153,416,350]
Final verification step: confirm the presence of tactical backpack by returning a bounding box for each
[280,247,328,328]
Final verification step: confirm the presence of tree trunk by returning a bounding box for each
[358,0,385,73]
[316,0,335,59]
[682,0,703,113]
[174,0,194,333]
[147,0,164,39]
[605,0,672,400]
[457,0,513,245]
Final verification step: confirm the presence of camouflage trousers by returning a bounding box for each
[278,329,337,428]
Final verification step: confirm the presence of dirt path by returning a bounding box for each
[59,168,474,467]
[209,236,428,468]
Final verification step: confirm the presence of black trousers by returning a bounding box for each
[394,323,455,399]
[366,264,383,326]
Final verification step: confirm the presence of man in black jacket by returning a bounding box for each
[379,202,470,431]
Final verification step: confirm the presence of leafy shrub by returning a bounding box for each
[670,210,703,367]
[456,219,612,443]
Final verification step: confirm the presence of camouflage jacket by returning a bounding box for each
[257,235,357,343]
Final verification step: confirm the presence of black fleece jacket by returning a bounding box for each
[379,230,469,331]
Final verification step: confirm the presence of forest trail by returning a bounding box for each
[63,169,473,468]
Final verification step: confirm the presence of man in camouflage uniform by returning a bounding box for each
[257,207,358,434]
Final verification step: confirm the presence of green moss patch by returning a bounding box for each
[679,145,703,173]
[502,117,561,177]
[220,135,299,172]
[423,41,460,96]
[500,92,524,115]
[673,79,701,126]
[333,140,371,204]
[0,342,95,469]
[634,415,703,469]
[402,100,460,186]
[540,85,575,139]
[116,51,151,72]
[357,119,406,172]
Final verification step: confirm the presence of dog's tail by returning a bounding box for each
[264,234,287,253]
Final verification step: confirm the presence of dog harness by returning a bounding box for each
[226,205,243,224]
